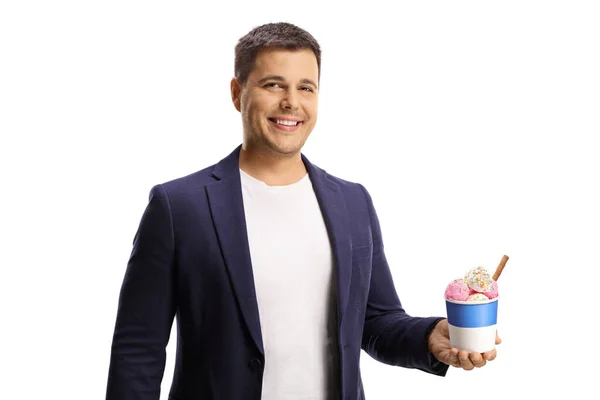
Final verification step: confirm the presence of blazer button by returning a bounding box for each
[249,358,263,371]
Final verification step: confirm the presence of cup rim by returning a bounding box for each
[445,295,499,305]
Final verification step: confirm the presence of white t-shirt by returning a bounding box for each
[240,169,340,399]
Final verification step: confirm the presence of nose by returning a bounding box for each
[280,88,299,111]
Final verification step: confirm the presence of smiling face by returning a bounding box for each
[231,48,319,158]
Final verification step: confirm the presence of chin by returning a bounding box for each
[271,146,301,156]
[262,136,303,155]
[267,142,303,156]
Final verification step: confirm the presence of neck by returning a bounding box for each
[239,146,307,186]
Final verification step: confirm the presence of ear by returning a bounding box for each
[230,77,242,112]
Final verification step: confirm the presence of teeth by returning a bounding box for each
[276,119,298,126]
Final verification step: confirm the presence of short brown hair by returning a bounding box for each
[234,22,321,85]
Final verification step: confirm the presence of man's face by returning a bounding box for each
[231,48,319,157]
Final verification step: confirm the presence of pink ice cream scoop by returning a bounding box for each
[444,279,470,301]
[482,280,499,299]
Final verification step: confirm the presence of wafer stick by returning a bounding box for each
[492,255,509,281]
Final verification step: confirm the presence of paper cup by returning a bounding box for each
[445,296,498,353]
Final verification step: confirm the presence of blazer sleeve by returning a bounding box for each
[106,184,177,399]
[358,184,449,376]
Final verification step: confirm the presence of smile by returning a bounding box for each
[274,119,298,126]
[268,118,304,131]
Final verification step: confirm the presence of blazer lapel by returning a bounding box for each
[204,147,353,354]
[303,155,353,327]
[205,146,264,355]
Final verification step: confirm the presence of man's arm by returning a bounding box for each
[106,184,177,399]
[358,184,449,376]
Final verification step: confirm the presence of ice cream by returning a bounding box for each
[464,266,493,293]
[444,279,471,301]
[482,280,499,299]
[466,293,489,302]
[444,256,508,352]
[445,265,499,302]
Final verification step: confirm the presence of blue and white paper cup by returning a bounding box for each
[445,297,498,353]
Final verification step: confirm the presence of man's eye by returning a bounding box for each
[265,83,282,88]
[300,86,313,92]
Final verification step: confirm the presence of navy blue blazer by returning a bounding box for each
[106,145,448,400]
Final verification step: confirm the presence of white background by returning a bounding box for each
[1,1,598,399]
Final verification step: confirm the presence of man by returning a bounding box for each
[106,22,500,400]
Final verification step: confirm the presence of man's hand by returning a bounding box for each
[428,319,501,370]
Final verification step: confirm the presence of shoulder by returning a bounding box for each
[161,164,216,191]
[146,163,218,204]
[151,145,241,197]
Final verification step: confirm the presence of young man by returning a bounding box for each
[106,22,500,400]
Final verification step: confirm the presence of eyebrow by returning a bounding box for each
[258,75,318,90]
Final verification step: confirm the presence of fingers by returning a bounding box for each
[444,347,496,370]
[452,349,491,370]
[458,350,475,370]
[449,349,461,368]
[483,348,497,361]
[468,352,486,368]
[442,348,461,368]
